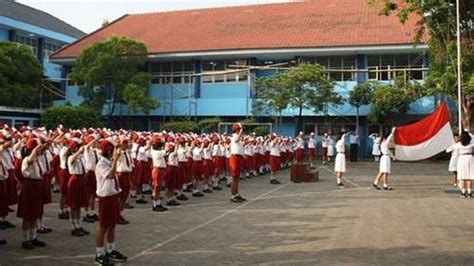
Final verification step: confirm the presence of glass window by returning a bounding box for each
[172,76,182,84]
[162,62,172,73]
[184,62,194,72]
[226,73,237,82]
[342,56,355,81]
[329,56,342,81]
[150,63,161,73]
[315,56,329,68]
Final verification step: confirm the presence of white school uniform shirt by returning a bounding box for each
[177,146,187,162]
[59,146,68,170]
[349,134,359,145]
[295,137,304,150]
[21,155,42,180]
[192,147,203,161]
[67,155,86,176]
[2,148,14,170]
[336,137,345,153]
[131,143,139,160]
[308,138,316,149]
[167,150,179,166]
[95,156,121,197]
[37,152,52,176]
[269,141,280,157]
[321,137,328,148]
[0,160,7,180]
[212,144,222,157]
[244,145,253,156]
[84,147,99,172]
[225,146,231,159]
[231,133,244,155]
[151,149,167,168]
[117,150,133,173]
[219,145,226,157]
[136,146,148,162]
[202,146,212,160]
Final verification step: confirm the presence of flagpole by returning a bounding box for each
[456,0,462,134]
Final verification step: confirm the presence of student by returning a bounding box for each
[18,138,47,249]
[268,135,282,185]
[327,134,335,162]
[0,134,15,231]
[446,133,460,187]
[294,132,304,164]
[369,133,382,162]
[321,133,329,165]
[150,136,168,212]
[307,132,317,168]
[372,130,395,190]
[456,132,474,198]
[94,139,127,265]
[334,132,347,187]
[134,138,150,204]
[191,139,204,197]
[83,135,99,223]
[229,123,246,202]
[349,131,359,162]
[115,138,134,224]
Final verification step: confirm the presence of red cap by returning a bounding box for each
[232,123,242,132]
[98,140,114,154]
[26,138,38,149]
[68,140,80,150]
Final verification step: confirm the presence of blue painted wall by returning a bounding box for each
[0,28,8,40]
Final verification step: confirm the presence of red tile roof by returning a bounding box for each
[51,0,425,59]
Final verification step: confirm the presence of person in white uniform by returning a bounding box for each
[334,133,347,187]
[368,133,382,162]
[372,129,395,190]
[446,133,460,187]
[456,132,474,198]
[327,134,335,162]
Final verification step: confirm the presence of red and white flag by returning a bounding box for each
[394,102,455,161]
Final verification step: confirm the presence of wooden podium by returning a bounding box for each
[290,163,319,183]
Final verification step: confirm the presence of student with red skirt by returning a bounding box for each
[166,139,180,206]
[18,138,46,250]
[36,138,53,234]
[202,138,214,193]
[116,138,134,224]
[0,133,16,231]
[176,137,190,200]
[67,138,90,237]
[94,140,127,265]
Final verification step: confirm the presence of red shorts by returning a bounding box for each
[270,155,281,173]
[151,168,165,187]
[166,166,178,191]
[98,194,120,228]
[6,169,18,205]
[295,150,304,162]
[134,161,148,186]
[229,155,243,178]
[245,155,255,171]
[185,159,193,183]
[192,161,204,180]
[116,172,131,201]
[0,180,9,217]
[17,179,44,220]
[86,170,97,196]
[58,168,70,195]
[213,156,223,176]
[177,162,186,188]
[307,148,316,158]
[203,159,214,178]
[322,147,328,156]
[67,175,89,209]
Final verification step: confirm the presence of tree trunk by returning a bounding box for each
[461,97,472,131]
[356,106,360,134]
[297,104,303,134]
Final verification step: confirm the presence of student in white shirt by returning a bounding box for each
[94,140,127,265]
[229,123,246,203]
[372,130,395,190]
[334,133,347,187]
[446,133,460,187]
[307,132,317,168]
[150,136,168,212]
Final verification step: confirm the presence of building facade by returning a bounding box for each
[0,0,85,127]
[51,1,434,154]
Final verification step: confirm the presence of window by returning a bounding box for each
[201,60,248,83]
[149,61,194,84]
[367,53,424,80]
[44,42,62,59]
[14,35,37,56]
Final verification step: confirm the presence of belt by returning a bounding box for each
[338,152,345,154]
[460,153,472,155]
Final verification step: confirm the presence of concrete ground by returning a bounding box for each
[1,160,474,266]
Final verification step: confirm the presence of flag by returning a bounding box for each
[394,102,455,161]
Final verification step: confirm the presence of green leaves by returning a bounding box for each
[70,36,157,116]
[349,82,374,108]
[41,105,102,129]
[0,42,42,108]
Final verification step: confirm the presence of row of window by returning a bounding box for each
[13,35,63,59]
[367,54,424,80]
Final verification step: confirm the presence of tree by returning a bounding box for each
[70,36,158,126]
[255,63,341,133]
[368,74,425,125]
[349,82,375,133]
[254,75,291,128]
[41,105,102,129]
[0,42,43,108]
[370,0,474,129]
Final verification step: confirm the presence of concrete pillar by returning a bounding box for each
[356,54,367,84]
[194,60,201,98]
[37,37,44,65]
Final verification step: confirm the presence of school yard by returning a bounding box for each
[1,160,473,266]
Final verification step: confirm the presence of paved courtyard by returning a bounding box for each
[1,160,473,265]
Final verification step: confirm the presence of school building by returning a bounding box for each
[50,1,435,153]
[0,0,85,127]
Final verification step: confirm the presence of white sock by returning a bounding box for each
[96,247,105,256]
[468,189,471,194]
[23,230,30,242]
[157,199,161,206]
[70,219,76,229]
[106,242,115,253]
[30,228,37,240]
[152,200,157,207]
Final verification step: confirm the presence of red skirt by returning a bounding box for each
[0,180,9,217]
[134,161,148,186]
[144,160,152,184]
[17,179,44,220]
[185,158,193,183]
[245,155,255,171]
[192,161,204,180]
[177,162,186,188]
[307,148,316,158]
[41,173,52,204]
[116,172,131,201]
[6,169,18,205]
[14,158,24,184]
[229,155,243,178]
[295,150,304,162]
[58,168,70,195]
[166,166,178,190]
[99,194,120,228]
[86,170,97,196]
[213,156,223,176]
[151,168,165,187]
[270,155,281,173]
[203,159,214,178]
[51,156,60,182]
[67,175,89,209]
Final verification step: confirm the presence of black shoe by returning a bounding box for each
[107,250,127,262]
[372,183,381,190]
[7,207,14,212]
[83,215,96,223]
[95,254,113,265]
[123,202,134,209]
[152,205,168,212]
[236,195,247,201]
[58,212,70,220]
[1,221,15,229]
[118,217,130,225]
[383,186,393,191]
[0,239,6,245]
[203,188,213,193]
[71,228,87,237]
[142,190,152,195]
[52,188,60,193]
[468,193,473,199]
[226,183,231,188]
[231,197,244,203]
[270,179,281,185]
[136,198,148,204]
[183,187,193,193]
[21,241,35,250]
[31,238,47,247]
[212,186,222,191]
[337,182,344,187]
[460,192,466,198]
[130,194,137,199]
[176,194,188,201]
[37,227,53,234]
[78,227,90,235]
[167,200,180,206]
[192,192,204,197]
[91,213,99,221]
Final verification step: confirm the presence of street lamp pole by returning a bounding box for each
[456,0,462,133]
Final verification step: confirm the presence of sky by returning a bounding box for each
[16,0,292,33]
